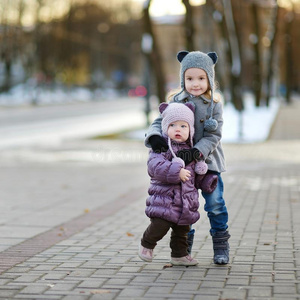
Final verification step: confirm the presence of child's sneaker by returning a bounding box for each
[170,255,198,266]
[138,244,153,262]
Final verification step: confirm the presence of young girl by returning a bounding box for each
[145,51,230,265]
[139,102,218,266]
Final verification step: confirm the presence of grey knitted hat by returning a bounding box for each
[177,50,218,132]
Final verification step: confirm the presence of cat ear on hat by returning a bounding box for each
[159,102,169,114]
[185,102,195,113]
[177,51,189,62]
[207,52,218,64]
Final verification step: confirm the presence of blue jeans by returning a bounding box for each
[201,173,228,235]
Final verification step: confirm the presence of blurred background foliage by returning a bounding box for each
[0,0,299,109]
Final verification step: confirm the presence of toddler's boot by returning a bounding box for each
[187,228,195,254]
[211,230,230,264]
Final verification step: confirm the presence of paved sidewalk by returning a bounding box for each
[0,99,300,299]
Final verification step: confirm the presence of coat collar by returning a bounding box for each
[174,90,211,103]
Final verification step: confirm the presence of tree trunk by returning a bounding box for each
[251,2,262,107]
[284,11,294,104]
[34,0,47,75]
[0,2,12,92]
[223,0,243,111]
[142,0,166,104]
[2,55,12,92]
[208,0,243,111]
[266,3,279,106]
[182,0,195,51]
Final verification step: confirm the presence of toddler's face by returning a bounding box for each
[184,68,209,96]
[168,120,190,143]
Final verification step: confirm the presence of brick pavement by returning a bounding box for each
[0,100,300,299]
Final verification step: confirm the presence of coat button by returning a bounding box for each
[200,119,204,123]
[203,100,208,104]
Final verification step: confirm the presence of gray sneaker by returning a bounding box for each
[170,255,198,266]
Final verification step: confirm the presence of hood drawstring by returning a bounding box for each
[168,137,178,159]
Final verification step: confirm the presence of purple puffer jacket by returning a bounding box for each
[145,139,200,225]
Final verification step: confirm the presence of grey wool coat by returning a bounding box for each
[145,91,226,173]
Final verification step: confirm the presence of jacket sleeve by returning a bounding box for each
[144,116,163,148]
[193,101,223,159]
[194,174,204,189]
[195,173,218,194]
[147,152,185,184]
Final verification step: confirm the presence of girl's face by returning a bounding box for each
[184,68,209,97]
[167,120,190,143]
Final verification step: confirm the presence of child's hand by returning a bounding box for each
[149,135,169,153]
[179,168,191,182]
[177,148,201,165]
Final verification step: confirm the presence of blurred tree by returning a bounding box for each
[182,0,195,51]
[0,0,28,92]
[1,0,299,106]
[250,1,263,107]
[265,2,279,106]
[0,0,142,95]
[142,0,166,103]
[223,0,243,111]
[208,0,243,111]
[54,2,112,85]
[35,1,47,72]
[31,1,142,88]
[0,1,14,92]
[284,9,294,104]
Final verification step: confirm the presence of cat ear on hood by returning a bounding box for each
[177,51,189,63]
[159,102,169,114]
[185,102,195,113]
[207,52,218,64]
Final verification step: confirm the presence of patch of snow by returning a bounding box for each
[0,84,121,106]
[222,96,280,143]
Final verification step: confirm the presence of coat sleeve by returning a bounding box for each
[194,174,204,189]
[144,116,163,148]
[147,152,185,184]
[193,101,223,159]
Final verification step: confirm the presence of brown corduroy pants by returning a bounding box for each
[141,217,190,258]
